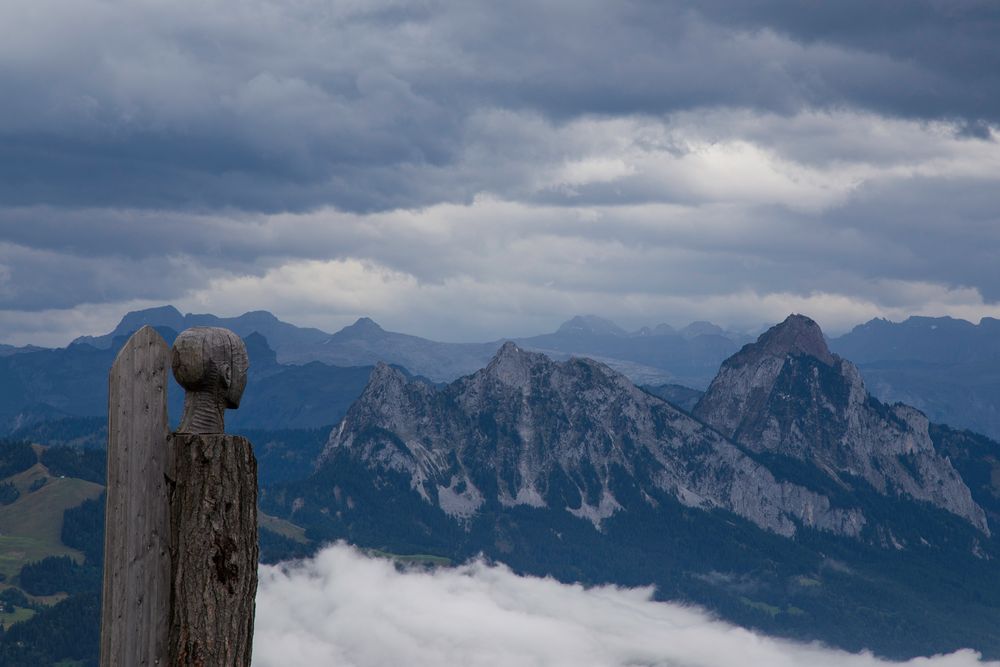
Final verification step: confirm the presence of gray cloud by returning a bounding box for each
[253,543,997,667]
[1,1,999,343]
[1,0,997,213]
[687,0,1000,122]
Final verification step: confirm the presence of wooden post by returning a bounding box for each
[167,434,258,666]
[101,326,172,666]
[101,326,257,666]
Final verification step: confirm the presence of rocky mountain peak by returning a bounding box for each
[321,344,870,537]
[243,332,277,368]
[694,314,840,440]
[112,305,186,338]
[753,314,834,365]
[339,317,385,337]
[695,313,988,534]
[483,341,546,387]
[366,360,408,389]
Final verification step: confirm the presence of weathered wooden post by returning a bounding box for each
[101,326,258,666]
[101,326,172,666]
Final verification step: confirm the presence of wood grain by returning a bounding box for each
[100,326,171,667]
[167,433,258,667]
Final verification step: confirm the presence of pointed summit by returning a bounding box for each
[367,360,407,386]
[753,314,833,365]
[331,317,386,341]
[695,314,987,532]
[484,341,546,387]
[349,317,384,333]
[242,332,277,368]
[695,314,839,438]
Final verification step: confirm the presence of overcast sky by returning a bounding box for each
[253,543,998,667]
[2,0,999,345]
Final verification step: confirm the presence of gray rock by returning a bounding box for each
[694,314,989,534]
[321,342,864,538]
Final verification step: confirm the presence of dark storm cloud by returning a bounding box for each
[1,0,999,344]
[686,0,1000,121]
[0,240,218,310]
[1,0,997,214]
[820,176,1000,300]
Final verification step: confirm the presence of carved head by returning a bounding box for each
[171,327,249,409]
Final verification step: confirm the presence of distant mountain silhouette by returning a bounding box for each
[71,305,330,357]
[72,307,754,385]
[18,305,1000,441]
[0,326,377,434]
[830,316,1000,440]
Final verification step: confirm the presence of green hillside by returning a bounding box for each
[0,463,103,582]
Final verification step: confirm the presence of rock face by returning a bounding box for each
[321,342,864,538]
[272,320,1000,659]
[694,315,988,534]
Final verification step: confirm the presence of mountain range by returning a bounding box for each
[8,304,1000,441]
[0,307,751,437]
[3,309,1000,661]
[262,314,1000,658]
[0,327,374,436]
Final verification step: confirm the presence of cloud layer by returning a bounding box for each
[253,544,996,667]
[1,1,999,344]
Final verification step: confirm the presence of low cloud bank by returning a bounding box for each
[253,543,995,667]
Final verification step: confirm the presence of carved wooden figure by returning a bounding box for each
[100,326,257,667]
[172,326,249,435]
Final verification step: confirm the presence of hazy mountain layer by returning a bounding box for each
[830,316,1000,440]
[0,329,373,435]
[17,303,1000,445]
[70,305,330,358]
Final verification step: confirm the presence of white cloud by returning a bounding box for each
[253,544,996,667]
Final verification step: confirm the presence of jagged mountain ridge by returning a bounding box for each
[322,341,866,538]
[266,318,1000,657]
[43,304,1000,440]
[316,316,994,543]
[694,315,987,533]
